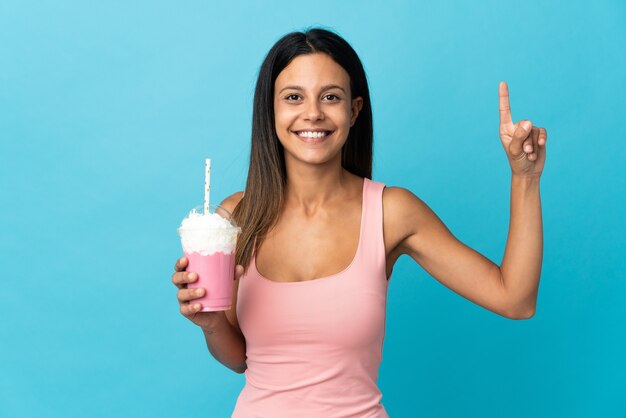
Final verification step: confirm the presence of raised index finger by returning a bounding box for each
[499,81,513,126]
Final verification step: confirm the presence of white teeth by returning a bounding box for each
[297,131,329,138]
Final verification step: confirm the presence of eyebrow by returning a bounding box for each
[279,84,346,94]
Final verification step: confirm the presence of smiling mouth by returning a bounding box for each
[292,130,334,142]
[293,130,334,137]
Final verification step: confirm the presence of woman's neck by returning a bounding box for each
[283,158,352,211]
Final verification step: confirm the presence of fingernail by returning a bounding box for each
[194,304,201,310]
[188,273,196,281]
[196,288,204,296]
[523,121,532,130]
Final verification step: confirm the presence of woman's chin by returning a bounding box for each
[284,150,341,167]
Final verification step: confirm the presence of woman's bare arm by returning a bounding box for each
[499,175,542,317]
[385,82,547,319]
[384,184,540,320]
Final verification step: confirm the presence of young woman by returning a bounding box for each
[171,28,547,417]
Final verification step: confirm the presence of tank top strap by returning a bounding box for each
[360,178,387,272]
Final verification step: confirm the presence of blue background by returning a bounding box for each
[1,1,624,417]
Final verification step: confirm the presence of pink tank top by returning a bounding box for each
[232,178,389,418]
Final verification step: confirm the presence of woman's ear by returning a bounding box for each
[350,97,364,127]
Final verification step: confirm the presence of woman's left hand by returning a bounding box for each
[498,81,547,178]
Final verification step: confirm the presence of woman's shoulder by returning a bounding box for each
[219,191,245,214]
[382,184,421,207]
[369,178,416,201]
[382,184,431,227]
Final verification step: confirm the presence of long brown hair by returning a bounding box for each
[232,27,374,272]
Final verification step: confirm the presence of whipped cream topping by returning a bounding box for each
[178,210,240,255]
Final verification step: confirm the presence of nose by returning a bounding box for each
[304,99,324,121]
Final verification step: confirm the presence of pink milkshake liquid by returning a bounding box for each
[178,205,240,312]
[185,250,235,311]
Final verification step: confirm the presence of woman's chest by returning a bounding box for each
[237,270,388,350]
[256,210,361,283]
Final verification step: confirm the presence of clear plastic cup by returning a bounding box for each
[177,205,241,311]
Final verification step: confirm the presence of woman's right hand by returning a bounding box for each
[171,256,244,330]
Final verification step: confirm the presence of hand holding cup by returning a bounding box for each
[172,256,244,329]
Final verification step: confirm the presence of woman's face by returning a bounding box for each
[273,53,363,168]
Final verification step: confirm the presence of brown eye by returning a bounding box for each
[323,94,340,101]
[285,94,300,101]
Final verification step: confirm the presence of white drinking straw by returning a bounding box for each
[204,158,211,215]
